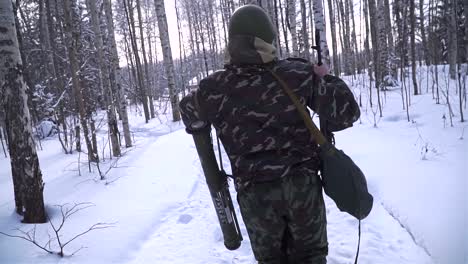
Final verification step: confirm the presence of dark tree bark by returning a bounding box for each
[123,0,151,123]
[63,0,98,162]
[410,0,419,94]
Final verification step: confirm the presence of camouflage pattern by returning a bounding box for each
[179,33,359,263]
[179,35,360,186]
[237,168,327,263]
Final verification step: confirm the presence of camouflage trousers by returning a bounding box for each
[237,170,328,264]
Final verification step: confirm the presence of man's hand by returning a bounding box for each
[313,64,329,78]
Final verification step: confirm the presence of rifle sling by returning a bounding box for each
[267,68,362,264]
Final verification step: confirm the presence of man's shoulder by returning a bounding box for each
[277,58,313,72]
[200,69,228,84]
[285,57,310,64]
[274,58,314,79]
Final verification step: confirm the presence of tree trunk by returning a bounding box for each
[63,0,98,163]
[273,0,283,57]
[300,0,310,59]
[136,0,155,119]
[348,0,359,74]
[0,0,46,223]
[447,0,458,80]
[175,0,187,97]
[287,0,299,56]
[363,0,372,83]
[103,0,132,148]
[280,0,290,56]
[419,0,428,65]
[368,0,383,116]
[383,0,396,76]
[377,0,389,85]
[86,0,121,157]
[327,0,340,75]
[154,0,181,121]
[124,0,151,123]
[312,0,331,66]
[410,0,419,94]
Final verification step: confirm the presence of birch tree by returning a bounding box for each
[299,0,310,59]
[0,0,46,223]
[312,0,330,66]
[154,0,181,121]
[327,0,340,75]
[287,0,299,57]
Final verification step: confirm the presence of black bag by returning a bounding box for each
[268,69,373,220]
[319,141,373,219]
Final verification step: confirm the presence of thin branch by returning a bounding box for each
[0,231,54,255]
[61,222,116,248]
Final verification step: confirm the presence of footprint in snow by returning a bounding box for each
[177,214,193,224]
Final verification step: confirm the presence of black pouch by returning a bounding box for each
[319,141,373,220]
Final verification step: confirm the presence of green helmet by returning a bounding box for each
[228,5,276,44]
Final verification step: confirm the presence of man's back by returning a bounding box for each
[180,58,359,184]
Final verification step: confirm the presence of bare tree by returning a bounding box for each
[154,0,181,121]
[86,0,121,157]
[103,0,132,148]
[63,0,98,162]
[123,0,151,123]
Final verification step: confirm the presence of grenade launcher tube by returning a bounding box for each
[191,131,243,250]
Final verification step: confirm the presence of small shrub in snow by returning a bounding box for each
[0,203,114,257]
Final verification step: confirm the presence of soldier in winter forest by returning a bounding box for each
[179,5,360,264]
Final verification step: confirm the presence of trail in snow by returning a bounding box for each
[130,138,433,264]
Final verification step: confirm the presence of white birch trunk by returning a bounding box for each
[288,0,299,57]
[154,0,181,121]
[377,0,390,85]
[0,0,46,223]
[300,0,310,59]
[327,0,339,75]
[312,0,330,65]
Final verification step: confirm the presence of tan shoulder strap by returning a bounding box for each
[267,68,327,146]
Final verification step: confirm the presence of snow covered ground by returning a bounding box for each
[0,67,466,264]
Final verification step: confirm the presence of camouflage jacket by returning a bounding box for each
[180,35,360,184]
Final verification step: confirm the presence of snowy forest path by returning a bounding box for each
[128,129,434,264]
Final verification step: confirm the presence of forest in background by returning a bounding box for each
[0,0,466,223]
